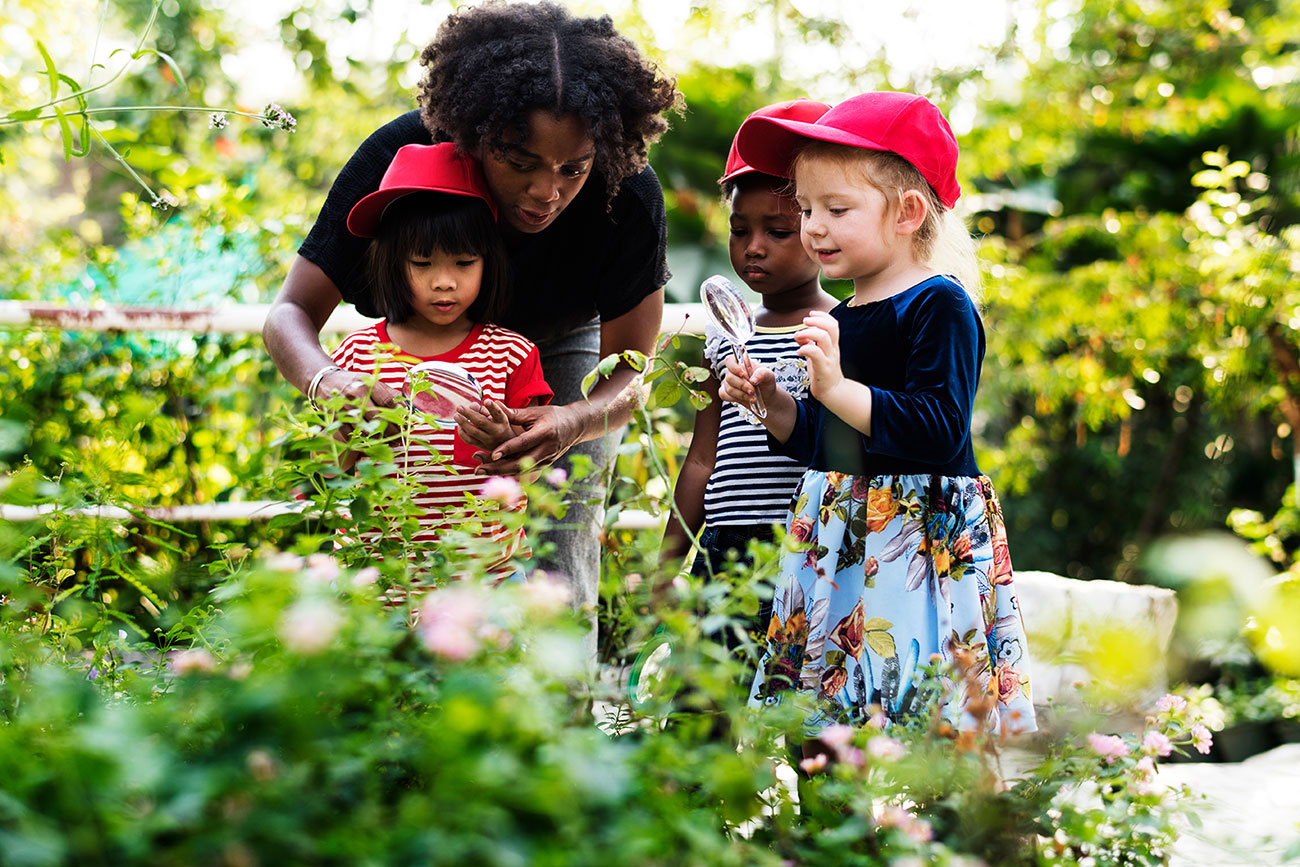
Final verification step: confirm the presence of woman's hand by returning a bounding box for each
[455,399,515,451]
[472,403,584,474]
[794,310,845,401]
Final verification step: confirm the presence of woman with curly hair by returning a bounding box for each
[264,1,681,648]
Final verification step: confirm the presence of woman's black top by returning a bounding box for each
[299,111,670,344]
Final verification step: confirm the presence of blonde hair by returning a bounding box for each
[792,142,981,303]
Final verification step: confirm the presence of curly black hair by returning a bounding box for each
[417,1,681,204]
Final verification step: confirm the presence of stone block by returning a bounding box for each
[1013,570,1179,712]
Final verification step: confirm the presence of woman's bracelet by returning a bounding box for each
[307,364,344,410]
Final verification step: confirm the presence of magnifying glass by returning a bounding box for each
[626,625,679,710]
[700,274,767,419]
[402,360,484,421]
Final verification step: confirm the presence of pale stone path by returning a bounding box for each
[1159,744,1300,866]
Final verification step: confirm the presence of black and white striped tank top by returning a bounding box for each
[703,322,812,526]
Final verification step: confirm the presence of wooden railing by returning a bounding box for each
[0,300,705,529]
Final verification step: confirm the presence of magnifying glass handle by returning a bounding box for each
[733,345,767,419]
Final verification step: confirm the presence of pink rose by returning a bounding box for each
[789,516,815,544]
[990,531,1013,584]
[996,666,1023,703]
[480,476,524,508]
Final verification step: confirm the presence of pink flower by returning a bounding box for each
[545,468,568,486]
[351,566,380,589]
[819,724,856,754]
[1086,732,1132,763]
[789,516,815,544]
[1155,694,1188,714]
[799,754,828,774]
[480,475,524,508]
[624,572,643,593]
[867,735,907,761]
[521,575,571,616]
[1135,755,1156,778]
[1191,724,1213,755]
[305,553,341,583]
[278,599,342,654]
[169,647,217,674]
[265,552,305,572]
[417,586,488,660]
[1142,731,1173,757]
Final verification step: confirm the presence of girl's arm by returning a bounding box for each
[794,310,873,435]
[661,373,721,564]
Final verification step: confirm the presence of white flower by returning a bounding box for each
[208,111,228,129]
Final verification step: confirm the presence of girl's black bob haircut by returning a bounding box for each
[363,192,509,326]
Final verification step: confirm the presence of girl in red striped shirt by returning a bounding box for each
[325,143,553,585]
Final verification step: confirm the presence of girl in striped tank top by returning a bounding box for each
[327,143,553,586]
[661,100,838,652]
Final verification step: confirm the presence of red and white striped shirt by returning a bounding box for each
[330,321,553,575]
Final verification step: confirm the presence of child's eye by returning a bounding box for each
[829,207,848,216]
[800,209,812,218]
[729,226,749,237]
[455,257,480,267]
[561,165,590,178]
[769,230,794,239]
[408,259,430,268]
[509,160,535,173]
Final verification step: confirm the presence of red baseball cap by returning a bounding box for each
[719,98,832,185]
[735,91,962,208]
[347,143,497,238]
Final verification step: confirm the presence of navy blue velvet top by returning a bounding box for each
[771,275,985,477]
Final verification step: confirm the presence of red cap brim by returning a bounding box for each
[735,116,894,181]
[346,185,496,238]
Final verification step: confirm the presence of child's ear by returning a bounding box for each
[895,189,929,236]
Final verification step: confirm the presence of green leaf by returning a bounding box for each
[580,369,598,398]
[596,353,619,377]
[4,108,42,122]
[863,616,893,631]
[36,40,60,100]
[652,379,681,407]
[268,512,305,531]
[150,49,187,89]
[623,351,646,372]
[113,567,166,612]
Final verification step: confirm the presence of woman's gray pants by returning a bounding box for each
[536,318,623,662]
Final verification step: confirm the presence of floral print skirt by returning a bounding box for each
[749,471,1037,737]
